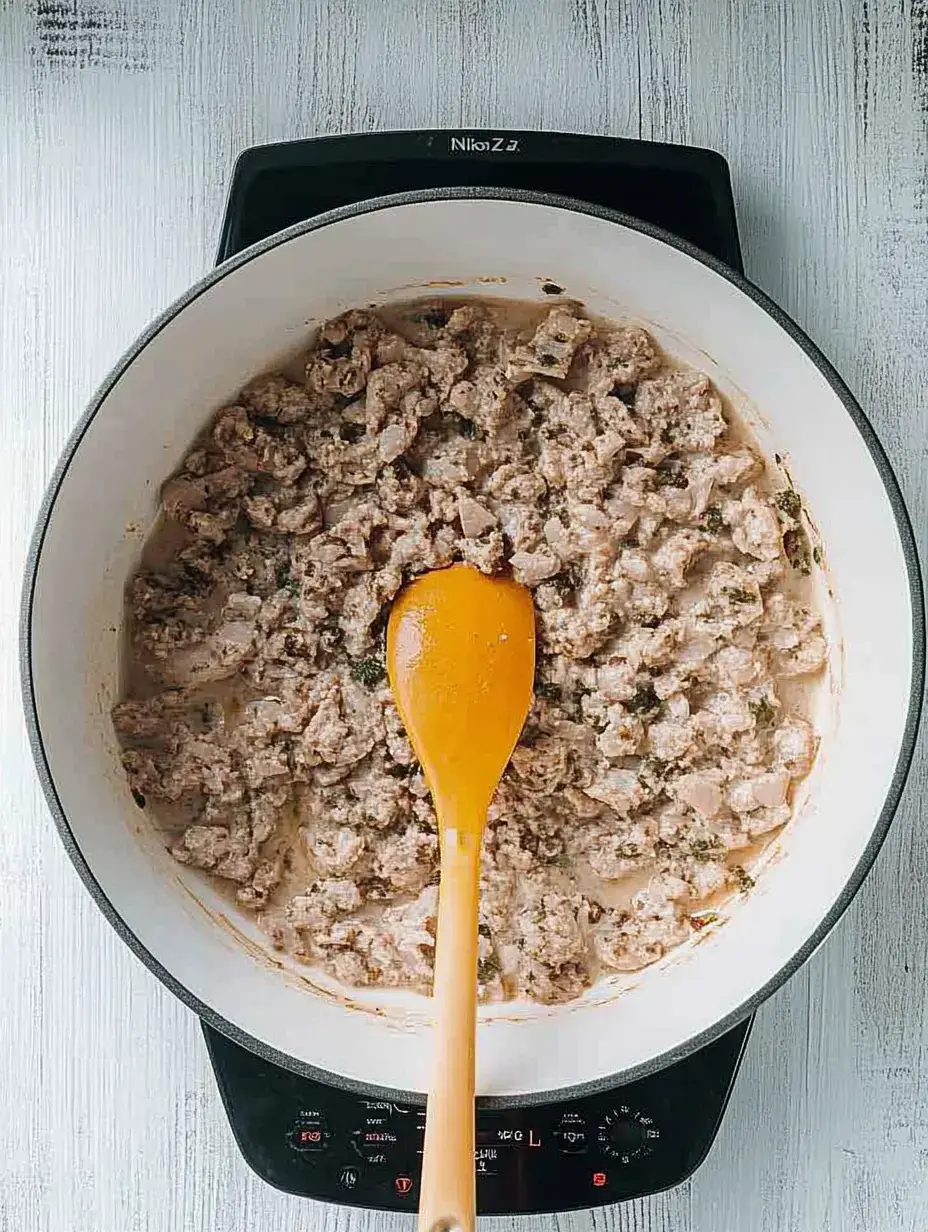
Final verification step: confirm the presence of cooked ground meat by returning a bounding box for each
[114,298,827,1004]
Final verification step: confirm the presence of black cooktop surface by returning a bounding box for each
[204,129,750,1216]
[218,129,742,273]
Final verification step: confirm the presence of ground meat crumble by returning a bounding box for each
[114,299,826,1004]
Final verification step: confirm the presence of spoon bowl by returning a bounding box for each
[387,563,536,825]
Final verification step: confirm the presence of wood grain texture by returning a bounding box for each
[1,1,926,1229]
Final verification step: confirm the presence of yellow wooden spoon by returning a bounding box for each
[387,563,536,1232]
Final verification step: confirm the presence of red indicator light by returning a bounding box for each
[395,1175,414,1197]
[592,1171,608,1188]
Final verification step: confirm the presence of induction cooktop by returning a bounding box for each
[204,129,752,1216]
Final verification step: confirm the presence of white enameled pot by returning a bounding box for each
[21,191,924,1104]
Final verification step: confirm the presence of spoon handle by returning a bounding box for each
[417,826,482,1232]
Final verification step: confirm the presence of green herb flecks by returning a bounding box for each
[749,696,777,728]
[724,586,756,605]
[655,458,689,489]
[703,505,725,534]
[350,657,386,688]
[477,953,501,983]
[626,684,661,716]
[731,865,755,892]
[688,835,726,862]
[775,488,802,519]
[638,757,669,797]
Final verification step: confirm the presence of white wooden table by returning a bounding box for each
[1,3,926,1229]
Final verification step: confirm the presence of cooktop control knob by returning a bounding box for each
[596,1107,660,1162]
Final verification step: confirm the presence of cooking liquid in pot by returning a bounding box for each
[113,296,828,1005]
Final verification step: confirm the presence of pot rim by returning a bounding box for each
[20,186,926,1108]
